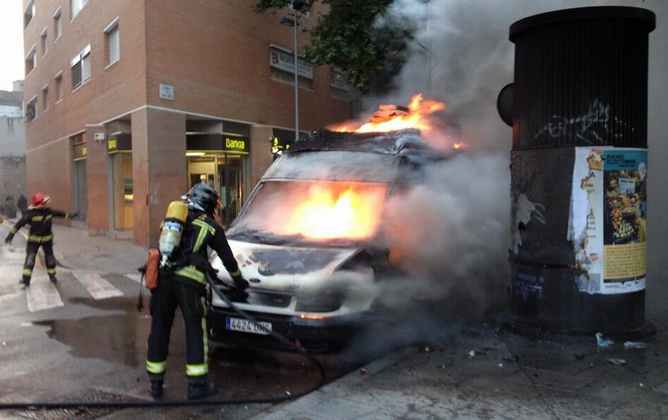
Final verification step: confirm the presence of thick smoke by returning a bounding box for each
[352,0,666,323]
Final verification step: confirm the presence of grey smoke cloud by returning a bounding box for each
[356,0,667,319]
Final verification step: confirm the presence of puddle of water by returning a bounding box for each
[32,300,149,368]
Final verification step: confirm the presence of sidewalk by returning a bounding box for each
[257,319,668,420]
[49,224,147,274]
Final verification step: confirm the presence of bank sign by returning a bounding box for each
[224,135,249,154]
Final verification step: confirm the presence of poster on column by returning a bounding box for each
[571,147,647,295]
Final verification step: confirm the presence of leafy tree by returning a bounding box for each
[255,0,414,93]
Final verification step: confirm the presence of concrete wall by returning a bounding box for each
[0,116,25,157]
[0,157,26,210]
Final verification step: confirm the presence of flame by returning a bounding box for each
[282,184,387,240]
[329,93,446,134]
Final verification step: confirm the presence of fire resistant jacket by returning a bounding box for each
[171,210,240,286]
[10,207,70,243]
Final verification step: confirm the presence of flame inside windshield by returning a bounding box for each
[235,181,388,241]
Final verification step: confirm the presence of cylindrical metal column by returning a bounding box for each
[506,7,655,335]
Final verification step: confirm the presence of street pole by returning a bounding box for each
[293,11,300,143]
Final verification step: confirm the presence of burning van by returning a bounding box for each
[207,129,459,351]
[208,96,459,351]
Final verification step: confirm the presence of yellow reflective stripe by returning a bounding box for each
[31,216,44,222]
[202,316,208,364]
[186,364,208,377]
[23,269,33,276]
[47,268,56,274]
[146,360,166,374]
[10,228,17,234]
[192,225,209,253]
[28,234,53,243]
[175,265,206,284]
[192,219,215,253]
[229,269,241,277]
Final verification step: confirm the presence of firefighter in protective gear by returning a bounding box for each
[4,193,75,287]
[146,183,248,400]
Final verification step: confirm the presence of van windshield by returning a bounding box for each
[228,180,388,246]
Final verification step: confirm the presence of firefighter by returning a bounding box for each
[3,192,75,287]
[146,182,248,400]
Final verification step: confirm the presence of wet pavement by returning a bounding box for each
[0,222,368,420]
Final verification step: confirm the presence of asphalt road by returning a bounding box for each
[0,224,366,420]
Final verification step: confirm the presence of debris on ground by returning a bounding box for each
[624,341,648,350]
[360,368,368,375]
[596,332,614,349]
[468,350,476,358]
[423,346,433,353]
[608,358,628,366]
[285,390,292,397]
[498,363,504,368]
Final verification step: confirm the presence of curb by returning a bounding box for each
[251,346,416,420]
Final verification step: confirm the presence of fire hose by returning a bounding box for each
[0,271,327,411]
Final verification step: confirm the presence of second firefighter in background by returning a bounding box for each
[145,183,248,400]
[4,192,76,287]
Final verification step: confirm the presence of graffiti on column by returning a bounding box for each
[532,99,634,144]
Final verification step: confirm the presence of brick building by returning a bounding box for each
[22,0,354,246]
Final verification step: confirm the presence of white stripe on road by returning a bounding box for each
[26,277,64,312]
[72,271,124,300]
[124,273,142,284]
[0,245,25,263]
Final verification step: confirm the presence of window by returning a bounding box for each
[24,1,35,28]
[54,9,63,40]
[25,48,37,75]
[330,67,353,92]
[41,85,49,111]
[104,18,120,66]
[41,29,48,55]
[25,97,37,122]
[71,45,92,89]
[269,45,314,89]
[70,0,89,20]
[55,73,63,101]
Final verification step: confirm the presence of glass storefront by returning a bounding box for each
[71,134,87,221]
[187,153,247,226]
[186,121,251,226]
[108,133,133,231]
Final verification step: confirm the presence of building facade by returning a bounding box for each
[0,82,26,214]
[22,0,354,246]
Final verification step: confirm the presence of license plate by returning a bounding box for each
[225,317,272,335]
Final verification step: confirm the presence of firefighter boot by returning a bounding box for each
[187,376,217,400]
[148,374,164,400]
[49,275,58,284]
[19,278,30,289]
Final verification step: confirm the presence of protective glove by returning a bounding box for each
[4,233,13,244]
[231,272,249,291]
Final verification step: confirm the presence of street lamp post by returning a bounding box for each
[292,9,299,144]
[281,4,301,144]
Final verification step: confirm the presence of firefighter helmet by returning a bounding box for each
[188,183,219,215]
[31,192,51,207]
